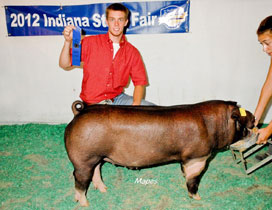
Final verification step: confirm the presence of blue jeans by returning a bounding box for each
[112,93,155,106]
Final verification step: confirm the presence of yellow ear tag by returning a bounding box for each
[239,108,246,117]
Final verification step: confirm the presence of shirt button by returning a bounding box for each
[109,72,112,75]
[107,84,110,87]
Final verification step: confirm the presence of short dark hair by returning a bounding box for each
[257,16,272,35]
[106,3,129,20]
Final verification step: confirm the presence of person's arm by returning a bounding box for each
[255,58,272,144]
[132,85,145,105]
[59,25,76,70]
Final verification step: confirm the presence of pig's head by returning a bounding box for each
[231,106,255,139]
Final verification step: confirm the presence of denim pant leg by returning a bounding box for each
[113,93,155,106]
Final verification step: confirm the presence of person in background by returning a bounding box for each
[254,15,272,160]
[59,3,154,106]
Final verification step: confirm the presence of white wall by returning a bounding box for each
[1,0,272,124]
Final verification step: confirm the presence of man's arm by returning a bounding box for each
[59,25,76,70]
[132,85,145,105]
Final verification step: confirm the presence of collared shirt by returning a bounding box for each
[77,33,148,104]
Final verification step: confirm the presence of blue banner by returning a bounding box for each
[5,1,190,36]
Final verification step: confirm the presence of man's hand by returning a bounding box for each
[63,25,76,43]
[59,25,76,69]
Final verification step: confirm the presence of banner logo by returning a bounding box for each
[159,5,188,30]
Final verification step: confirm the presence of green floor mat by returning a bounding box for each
[0,124,271,210]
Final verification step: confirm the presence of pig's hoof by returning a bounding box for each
[75,196,89,207]
[189,192,201,200]
[94,182,108,193]
[80,200,90,207]
[75,191,89,207]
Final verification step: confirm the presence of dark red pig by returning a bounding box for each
[64,100,255,207]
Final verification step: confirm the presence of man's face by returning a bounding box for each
[106,10,128,39]
[258,31,272,57]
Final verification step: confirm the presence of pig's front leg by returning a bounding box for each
[182,155,209,200]
[92,163,108,193]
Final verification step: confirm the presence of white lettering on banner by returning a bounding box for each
[43,14,90,27]
[10,13,91,28]
[140,12,157,26]
[10,13,40,27]
[92,14,107,28]
[131,12,157,27]
[131,12,139,26]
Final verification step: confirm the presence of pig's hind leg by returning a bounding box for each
[182,156,209,200]
[92,162,108,193]
[73,156,101,207]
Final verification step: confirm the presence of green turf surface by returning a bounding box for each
[0,124,271,210]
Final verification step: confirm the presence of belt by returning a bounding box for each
[85,97,115,106]
[98,98,114,105]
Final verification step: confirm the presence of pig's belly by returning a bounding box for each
[104,149,179,168]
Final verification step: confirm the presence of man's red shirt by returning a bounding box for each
[76,33,148,104]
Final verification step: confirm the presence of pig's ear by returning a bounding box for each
[231,107,240,121]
